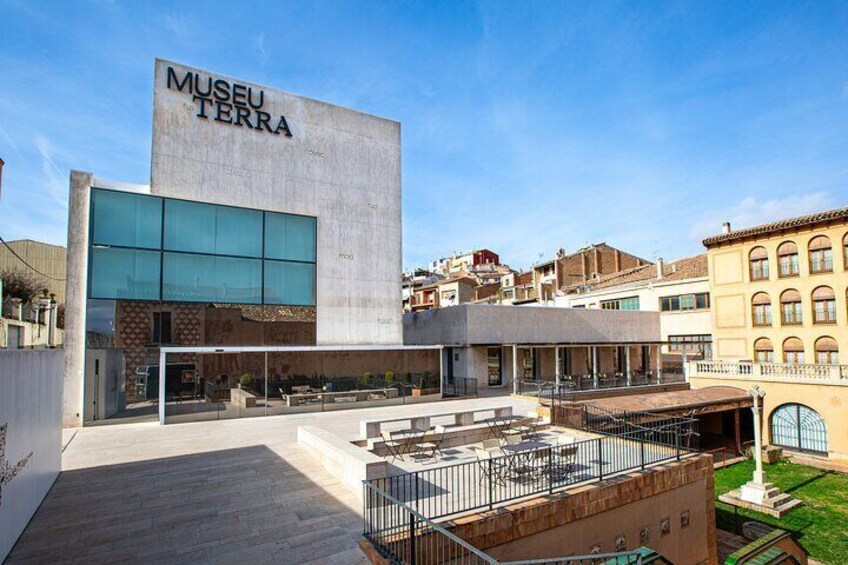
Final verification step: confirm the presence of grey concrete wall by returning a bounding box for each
[62,170,93,427]
[403,305,661,346]
[150,59,402,346]
[0,349,63,562]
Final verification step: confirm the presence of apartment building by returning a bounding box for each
[0,240,66,348]
[557,255,712,358]
[401,268,443,312]
[410,276,478,311]
[532,243,650,304]
[688,208,848,464]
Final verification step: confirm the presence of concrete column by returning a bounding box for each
[592,346,598,388]
[63,170,93,428]
[656,345,663,384]
[554,346,561,388]
[512,344,519,395]
[158,349,166,425]
[625,346,631,386]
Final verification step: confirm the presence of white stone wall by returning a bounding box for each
[0,349,63,561]
[150,60,402,346]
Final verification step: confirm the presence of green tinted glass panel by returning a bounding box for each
[89,247,160,300]
[164,200,262,257]
[162,252,262,303]
[264,213,316,262]
[263,260,316,306]
[91,189,162,249]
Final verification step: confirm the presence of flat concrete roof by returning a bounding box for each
[403,304,661,346]
[582,386,752,415]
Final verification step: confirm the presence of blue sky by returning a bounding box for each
[1,1,847,271]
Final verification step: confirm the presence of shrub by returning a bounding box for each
[239,374,253,390]
[385,371,394,383]
[363,372,373,385]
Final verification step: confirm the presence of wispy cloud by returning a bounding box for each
[690,191,835,241]
[254,33,269,66]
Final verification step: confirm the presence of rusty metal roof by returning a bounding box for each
[582,386,751,413]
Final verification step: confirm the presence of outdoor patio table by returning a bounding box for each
[501,441,549,480]
[397,428,428,454]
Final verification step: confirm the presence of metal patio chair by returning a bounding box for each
[380,430,405,462]
[415,425,447,460]
[475,448,507,486]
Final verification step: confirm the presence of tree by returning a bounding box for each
[0,268,48,301]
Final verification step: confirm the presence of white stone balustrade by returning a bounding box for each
[689,360,848,385]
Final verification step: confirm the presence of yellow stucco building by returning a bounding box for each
[689,207,848,465]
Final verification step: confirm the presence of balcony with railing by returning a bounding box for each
[688,360,848,384]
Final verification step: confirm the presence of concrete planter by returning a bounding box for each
[412,387,440,397]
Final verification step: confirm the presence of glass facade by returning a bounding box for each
[82,188,438,426]
[88,188,317,306]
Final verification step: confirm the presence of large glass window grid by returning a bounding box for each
[660,292,710,312]
[600,296,640,310]
[87,188,316,305]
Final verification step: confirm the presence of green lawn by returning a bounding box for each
[714,459,848,564]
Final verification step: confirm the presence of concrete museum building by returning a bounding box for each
[63,59,440,427]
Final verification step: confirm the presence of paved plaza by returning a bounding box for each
[6,395,536,564]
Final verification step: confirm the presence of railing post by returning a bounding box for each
[598,438,604,481]
[676,429,681,461]
[488,457,494,510]
[409,510,416,565]
[640,439,645,470]
[548,446,554,494]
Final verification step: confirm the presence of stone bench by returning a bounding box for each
[230,387,257,409]
[359,405,515,439]
[297,426,388,500]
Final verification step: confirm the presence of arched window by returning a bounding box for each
[808,236,833,273]
[843,232,848,270]
[751,292,772,326]
[754,337,774,363]
[770,403,828,455]
[749,247,770,281]
[780,289,803,325]
[815,336,839,365]
[812,286,836,324]
[777,241,799,278]
[782,337,805,364]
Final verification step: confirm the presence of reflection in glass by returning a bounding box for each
[264,260,316,305]
[89,247,161,300]
[162,253,262,304]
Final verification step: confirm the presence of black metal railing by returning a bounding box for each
[518,372,686,399]
[369,432,692,522]
[442,376,478,397]
[551,404,700,451]
[363,481,647,565]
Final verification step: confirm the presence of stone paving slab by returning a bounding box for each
[7,394,535,564]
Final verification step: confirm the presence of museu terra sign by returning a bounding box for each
[166,66,293,137]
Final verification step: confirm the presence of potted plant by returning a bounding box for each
[363,372,373,387]
[385,371,394,383]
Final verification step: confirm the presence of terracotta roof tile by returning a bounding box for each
[703,206,848,246]
[577,254,707,291]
